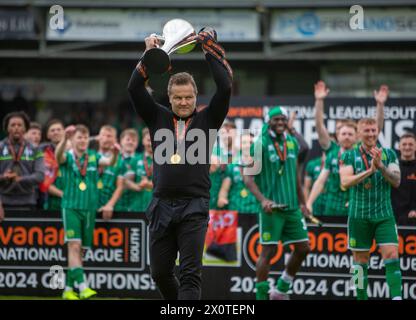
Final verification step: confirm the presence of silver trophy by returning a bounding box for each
[143,19,197,74]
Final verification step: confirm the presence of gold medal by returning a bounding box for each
[364,182,372,190]
[171,153,181,164]
[240,188,248,198]
[79,181,87,191]
[97,180,103,190]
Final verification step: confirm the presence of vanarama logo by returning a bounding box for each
[243,225,416,271]
[0,225,127,248]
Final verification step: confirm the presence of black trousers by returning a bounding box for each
[146,197,209,300]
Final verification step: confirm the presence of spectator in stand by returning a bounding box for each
[392,132,416,226]
[25,122,42,147]
[0,111,44,209]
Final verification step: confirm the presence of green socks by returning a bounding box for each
[255,281,270,300]
[385,259,402,299]
[65,269,74,289]
[353,262,368,300]
[72,267,86,288]
[277,277,291,293]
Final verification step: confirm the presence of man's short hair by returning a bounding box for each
[400,132,416,141]
[46,119,64,132]
[357,118,377,128]
[99,125,117,136]
[75,124,89,136]
[3,111,30,132]
[167,72,198,96]
[339,120,357,132]
[29,122,42,131]
[222,118,236,129]
[142,127,150,138]
[120,128,138,141]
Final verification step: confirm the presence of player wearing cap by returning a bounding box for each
[243,106,311,300]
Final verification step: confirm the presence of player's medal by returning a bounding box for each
[364,181,372,189]
[79,181,87,191]
[172,116,192,165]
[272,136,287,175]
[97,179,103,189]
[240,188,248,198]
[75,152,89,191]
[171,153,181,164]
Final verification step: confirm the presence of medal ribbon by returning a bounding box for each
[75,153,89,178]
[173,117,192,154]
[7,140,25,163]
[143,154,153,178]
[359,146,371,170]
[271,135,287,174]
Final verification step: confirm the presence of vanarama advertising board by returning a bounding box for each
[0,211,415,299]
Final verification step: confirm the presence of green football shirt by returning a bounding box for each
[251,130,300,212]
[323,146,349,216]
[115,153,138,212]
[341,144,398,220]
[305,157,327,216]
[60,149,101,211]
[210,144,240,209]
[225,163,258,214]
[128,152,153,212]
[97,153,126,208]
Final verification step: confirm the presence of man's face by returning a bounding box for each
[241,134,253,155]
[47,123,64,144]
[25,128,41,146]
[335,121,344,137]
[99,128,116,151]
[121,135,138,154]
[8,117,26,141]
[220,124,237,148]
[142,133,152,154]
[338,126,356,150]
[399,137,416,160]
[169,83,197,118]
[72,131,89,153]
[269,115,287,135]
[360,123,379,148]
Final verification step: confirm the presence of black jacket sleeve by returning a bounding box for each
[205,54,232,129]
[127,68,161,128]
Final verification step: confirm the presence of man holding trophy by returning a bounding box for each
[127,19,232,300]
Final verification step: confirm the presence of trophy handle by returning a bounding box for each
[142,48,170,74]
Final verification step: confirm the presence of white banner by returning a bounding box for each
[46,9,260,42]
[271,8,416,42]
[0,78,106,102]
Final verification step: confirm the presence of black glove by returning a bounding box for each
[195,27,233,80]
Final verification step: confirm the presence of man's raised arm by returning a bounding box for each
[127,36,163,127]
[314,80,331,150]
[196,29,232,128]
